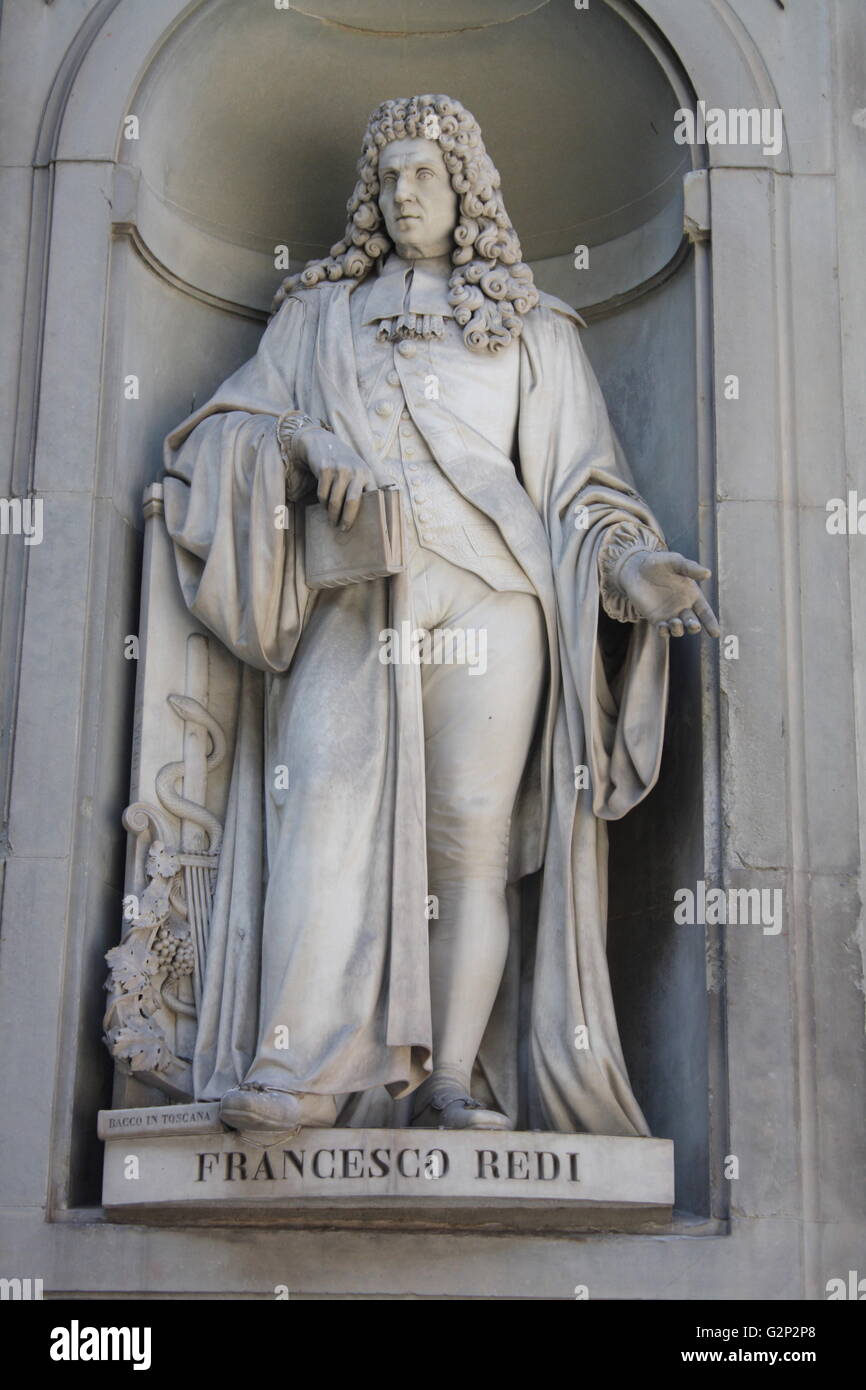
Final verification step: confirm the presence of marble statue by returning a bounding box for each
[106,95,718,1137]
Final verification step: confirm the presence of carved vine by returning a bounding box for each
[103,691,225,1097]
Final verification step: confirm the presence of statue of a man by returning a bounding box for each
[163,95,718,1136]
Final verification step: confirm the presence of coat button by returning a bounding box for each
[397,341,416,358]
[374,401,392,418]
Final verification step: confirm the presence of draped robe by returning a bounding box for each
[162,279,669,1136]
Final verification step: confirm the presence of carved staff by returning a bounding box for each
[154,634,225,1012]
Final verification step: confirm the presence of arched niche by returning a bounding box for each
[116,0,689,310]
[41,0,783,1218]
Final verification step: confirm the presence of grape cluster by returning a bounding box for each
[168,938,194,981]
[151,924,194,981]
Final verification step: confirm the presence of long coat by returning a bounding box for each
[163,278,669,1136]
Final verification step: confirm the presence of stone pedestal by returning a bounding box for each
[99,1106,674,1233]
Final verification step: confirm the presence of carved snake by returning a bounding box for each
[155,694,226,855]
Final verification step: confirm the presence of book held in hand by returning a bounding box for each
[303,485,406,589]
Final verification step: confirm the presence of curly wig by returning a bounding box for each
[271,94,539,354]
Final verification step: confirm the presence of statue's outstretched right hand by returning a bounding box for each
[617,549,720,638]
[294,427,377,531]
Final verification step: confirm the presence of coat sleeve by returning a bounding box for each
[518,302,670,819]
[161,296,314,673]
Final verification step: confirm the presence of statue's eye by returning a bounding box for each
[417,169,434,180]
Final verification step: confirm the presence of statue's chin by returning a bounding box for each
[392,237,453,261]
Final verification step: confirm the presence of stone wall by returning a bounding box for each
[0,0,863,1299]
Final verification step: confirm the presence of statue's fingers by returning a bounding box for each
[680,609,703,635]
[676,557,712,581]
[668,616,685,637]
[340,478,365,531]
[692,593,721,638]
[326,469,351,526]
[657,621,671,638]
[317,465,335,507]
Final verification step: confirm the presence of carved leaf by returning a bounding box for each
[145,842,181,882]
[110,1023,166,1073]
[105,945,150,995]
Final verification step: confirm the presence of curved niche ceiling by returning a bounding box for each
[127,0,689,311]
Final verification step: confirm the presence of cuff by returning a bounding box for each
[275,411,322,502]
[598,520,664,623]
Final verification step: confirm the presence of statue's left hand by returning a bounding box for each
[618,550,720,638]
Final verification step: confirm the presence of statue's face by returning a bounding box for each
[377,137,459,260]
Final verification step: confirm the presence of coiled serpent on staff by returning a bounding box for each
[154,694,226,856]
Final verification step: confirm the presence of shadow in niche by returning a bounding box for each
[60,0,714,1216]
[587,263,711,1220]
[607,633,710,1219]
